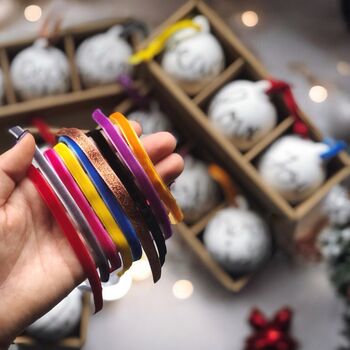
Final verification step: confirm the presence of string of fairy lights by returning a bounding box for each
[10,3,350,301]
[20,3,350,108]
[240,10,350,112]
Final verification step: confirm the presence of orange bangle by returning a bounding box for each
[109,112,183,224]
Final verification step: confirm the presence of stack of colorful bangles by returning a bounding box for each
[9,109,183,313]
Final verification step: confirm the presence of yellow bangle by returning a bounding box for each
[54,142,133,272]
[109,112,183,224]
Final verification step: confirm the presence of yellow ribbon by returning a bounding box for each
[129,19,201,65]
[54,143,133,273]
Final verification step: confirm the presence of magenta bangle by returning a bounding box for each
[44,149,121,272]
[92,109,172,239]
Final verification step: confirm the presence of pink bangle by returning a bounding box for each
[45,149,121,272]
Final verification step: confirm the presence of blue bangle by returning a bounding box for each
[58,136,142,261]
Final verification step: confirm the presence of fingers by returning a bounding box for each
[0,133,36,182]
[155,153,184,185]
[0,133,35,206]
[128,120,142,137]
[136,130,183,184]
[141,132,177,164]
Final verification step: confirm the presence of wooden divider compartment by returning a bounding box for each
[113,82,277,292]
[15,292,90,349]
[138,1,241,96]
[194,62,291,155]
[140,0,350,238]
[0,17,141,127]
[0,48,16,105]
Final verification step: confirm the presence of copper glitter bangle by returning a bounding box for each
[88,129,166,276]
[57,129,143,260]
[57,135,138,271]
[92,109,172,239]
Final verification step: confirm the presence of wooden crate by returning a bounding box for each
[138,0,350,242]
[15,292,90,350]
[0,17,145,128]
[114,83,279,292]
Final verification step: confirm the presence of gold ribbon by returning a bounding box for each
[208,164,238,206]
[129,19,201,65]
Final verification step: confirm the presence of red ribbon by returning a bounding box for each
[266,79,309,138]
[31,117,56,146]
[245,307,298,350]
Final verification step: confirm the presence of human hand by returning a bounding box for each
[0,124,183,348]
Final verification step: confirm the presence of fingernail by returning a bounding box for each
[8,126,28,143]
[18,130,29,141]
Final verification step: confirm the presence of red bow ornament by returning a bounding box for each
[245,307,298,350]
[266,79,309,138]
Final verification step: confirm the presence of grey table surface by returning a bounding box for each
[2,0,350,349]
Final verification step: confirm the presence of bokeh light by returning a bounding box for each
[102,271,133,301]
[172,280,194,300]
[130,258,152,281]
[241,11,259,27]
[337,61,350,76]
[24,4,42,22]
[308,85,328,103]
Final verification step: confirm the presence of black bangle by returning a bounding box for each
[87,130,167,268]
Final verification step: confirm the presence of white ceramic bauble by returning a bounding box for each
[76,25,132,88]
[161,15,225,84]
[323,185,350,226]
[171,156,220,223]
[26,289,83,341]
[127,103,172,135]
[10,38,70,100]
[208,80,277,150]
[0,68,4,105]
[258,136,329,202]
[203,207,272,276]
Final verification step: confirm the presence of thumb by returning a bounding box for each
[0,133,36,206]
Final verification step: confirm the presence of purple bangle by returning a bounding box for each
[92,109,172,239]
[45,149,122,272]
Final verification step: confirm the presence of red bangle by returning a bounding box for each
[27,164,103,313]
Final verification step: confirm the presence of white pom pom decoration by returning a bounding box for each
[26,289,83,341]
[322,185,350,227]
[208,80,277,150]
[317,226,350,261]
[171,156,220,223]
[10,38,70,100]
[161,16,225,84]
[258,135,329,202]
[203,206,272,276]
[76,25,132,88]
